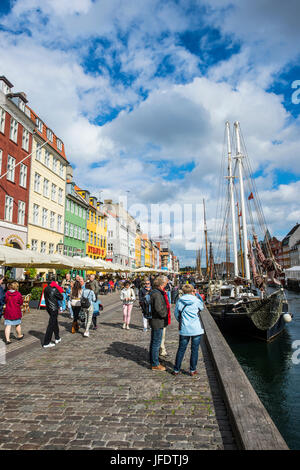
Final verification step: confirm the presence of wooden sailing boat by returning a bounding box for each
[207,121,292,342]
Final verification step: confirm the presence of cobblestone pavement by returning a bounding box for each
[0,293,236,450]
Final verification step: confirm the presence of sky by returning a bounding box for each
[1,0,300,267]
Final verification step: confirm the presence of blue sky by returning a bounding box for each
[1,0,300,266]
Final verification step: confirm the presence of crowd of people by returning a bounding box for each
[0,272,206,376]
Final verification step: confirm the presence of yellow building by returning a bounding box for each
[142,235,151,267]
[135,232,141,268]
[75,192,107,260]
[27,110,68,258]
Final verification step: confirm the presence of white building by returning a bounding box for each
[103,199,137,269]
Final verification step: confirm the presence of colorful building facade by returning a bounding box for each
[0,76,35,259]
[64,178,89,257]
[76,191,107,260]
[27,107,68,256]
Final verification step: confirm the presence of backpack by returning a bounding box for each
[81,291,92,309]
[143,292,152,319]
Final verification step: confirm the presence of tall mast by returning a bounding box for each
[209,242,214,280]
[237,202,244,277]
[226,121,239,277]
[234,121,250,280]
[203,199,209,279]
[226,224,230,279]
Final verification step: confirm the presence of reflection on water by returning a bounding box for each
[224,289,300,450]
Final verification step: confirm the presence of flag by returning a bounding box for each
[248,192,254,200]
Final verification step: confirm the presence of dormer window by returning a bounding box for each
[1,82,11,95]
[36,118,43,133]
[19,99,25,112]
[57,139,62,151]
[47,128,53,142]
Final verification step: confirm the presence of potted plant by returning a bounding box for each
[29,286,43,309]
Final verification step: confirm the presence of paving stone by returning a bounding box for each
[0,292,236,450]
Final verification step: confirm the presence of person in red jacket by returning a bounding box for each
[4,281,24,345]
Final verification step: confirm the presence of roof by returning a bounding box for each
[28,106,67,161]
[282,223,300,243]
[0,76,13,88]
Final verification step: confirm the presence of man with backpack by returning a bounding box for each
[139,278,152,332]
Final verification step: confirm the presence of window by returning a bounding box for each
[108,230,113,238]
[22,128,29,151]
[52,157,57,173]
[66,199,70,211]
[108,243,113,252]
[17,201,25,225]
[41,241,46,254]
[10,118,18,143]
[43,178,49,197]
[65,222,69,236]
[45,150,50,167]
[58,188,63,205]
[42,208,48,228]
[82,230,85,242]
[36,143,42,161]
[19,99,25,112]
[36,118,43,133]
[57,139,63,151]
[74,203,78,216]
[31,239,38,251]
[0,107,5,133]
[47,129,53,142]
[50,211,55,230]
[7,155,16,182]
[19,164,28,188]
[33,204,39,224]
[71,201,74,213]
[34,172,41,192]
[74,225,78,239]
[57,215,62,233]
[51,183,56,201]
[70,223,73,237]
[86,230,89,242]
[78,227,81,240]
[49,243,54,254]
[59,162,64,178]
[79,206,82,218]
[4,195,13,222]
[94,233,96,245]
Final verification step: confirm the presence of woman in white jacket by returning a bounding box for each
[120,281,136,329]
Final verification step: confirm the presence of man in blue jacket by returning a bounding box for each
[173,283,204,376]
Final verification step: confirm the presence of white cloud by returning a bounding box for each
[1,0,300,266]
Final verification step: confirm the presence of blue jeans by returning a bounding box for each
[174,335,202,373]
[58,293,66,311]
[149,328,163,367]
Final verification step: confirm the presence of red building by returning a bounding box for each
[0,76,35,255]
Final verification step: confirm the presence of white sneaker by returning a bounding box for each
[83,331,89,337]
[126,324,130,330]
[122,323,126,329]
[55,338,61,344]
[43,343,55,348]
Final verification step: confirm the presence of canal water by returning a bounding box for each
[223,289,300,450]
